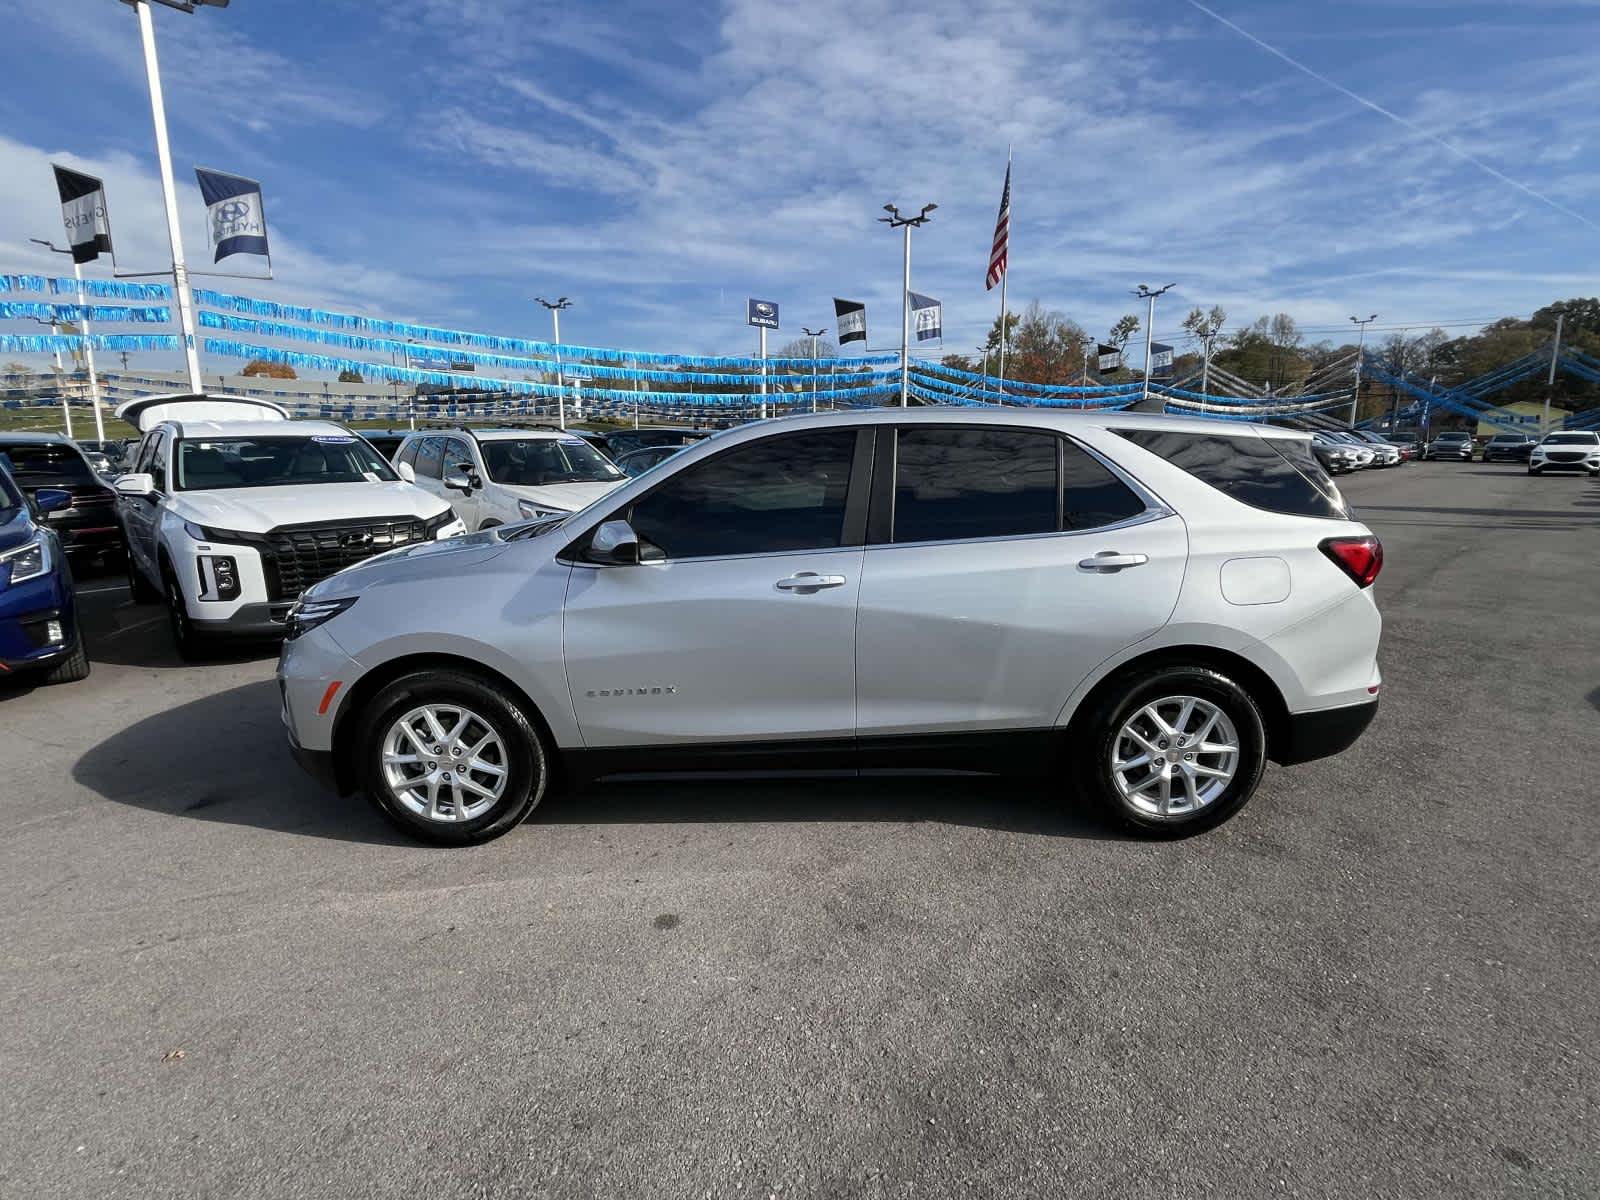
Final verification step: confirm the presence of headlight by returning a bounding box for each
[285,595,358,640]
[423,510,463,539]
[0,537,49,585]
[518,500,569,521]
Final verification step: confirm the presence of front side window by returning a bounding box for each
[397,438,421,468]
[442,438,476,477]
[625,430,856,560]
[147,433,169,488]
[414,438,445,480]
[1117,429,1347,520]
[892,428,1057,543]
[482,438,623,487]
[0,442,96,486]
[174,435,399,491]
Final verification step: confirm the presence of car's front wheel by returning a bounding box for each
[162,564,207,661]
[1074,665,1268,837]
[355,669,548,845]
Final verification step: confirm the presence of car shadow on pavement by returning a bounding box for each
[72,679,412,846]
[72,679,1123,844]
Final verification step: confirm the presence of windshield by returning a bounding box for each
[1542,432,1598,445]
[481,437,624,487]
[0,466,21,516]
[1437,433,1469,441]
[0,442,96,485]
[175,435,399,490]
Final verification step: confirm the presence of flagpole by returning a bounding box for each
[900,222,911,407]
[995,147,1011,403]
[74,261,106,442]
[132,0,203,394]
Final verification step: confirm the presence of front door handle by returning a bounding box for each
[775,572,847,592]
[1078,551,1149,572]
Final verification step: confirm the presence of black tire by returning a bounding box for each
[1073,665,1268,838]
[127,552,160,603]
[162,562,207,661]
[38,625,90,685]
[1528,467,1540,476]
[353,669,548,845]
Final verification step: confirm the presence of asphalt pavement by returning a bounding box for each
[2,462,1596,1199]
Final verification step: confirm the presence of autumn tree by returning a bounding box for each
[241,359,297,379]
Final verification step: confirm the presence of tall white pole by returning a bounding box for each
[1542,313,1563,433]
[899,222,911,407]
[1349,323,1367,426]
[759,326,768,420]
[1200,338,1211,416]
[810,334,818,413]
[133,0,203,395]
[73,261,106,442]
[1142,291,1157,404]
[996,271,1009,401]
[551,306,565,431]
[48,317,74,438]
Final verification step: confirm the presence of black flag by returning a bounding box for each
[1096,343,1123,373]
[52,165,113,264]
[834,298,867,345]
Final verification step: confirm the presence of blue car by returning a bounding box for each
[0,459,89,686]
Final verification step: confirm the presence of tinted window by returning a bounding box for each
[442,438,476,476]
[1116,430,1347,520]
[1543,432,1598,445]
[0,465,21,513]
[148,433,170,488]
[893,428,1057,543]
[626,430,856,559]
[1062,442,1146,529]
[397,438,421,468]
[0,442,96,485]
[415,437,444,479]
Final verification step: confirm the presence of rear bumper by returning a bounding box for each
[1274,699,1379,766]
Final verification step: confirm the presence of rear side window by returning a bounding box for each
[1062,442,1146,529]
[893,428,1057,543]
[1116,430,1347,519]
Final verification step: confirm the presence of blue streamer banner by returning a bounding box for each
[0,274,173,300]
[0,302,173,323]
[193,289,897,371]
[0,333,182,354]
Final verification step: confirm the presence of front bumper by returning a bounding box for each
[287,729,343,794]
[1530,456,1599,472]
[1274,699,1379,766]
[190,601,295,639]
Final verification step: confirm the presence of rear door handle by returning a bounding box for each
[775,572,847,592]
[1078,552,1149,572]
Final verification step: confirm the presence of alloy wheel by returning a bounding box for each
[1110,695,1240,819]
[381,703,509,823]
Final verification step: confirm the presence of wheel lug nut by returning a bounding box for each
[427,762,436,770]
[1185,753,1194,761]
[442,772,451,781]
[1158,740,1168,749]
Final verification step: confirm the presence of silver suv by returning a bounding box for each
[280,409,1384,844]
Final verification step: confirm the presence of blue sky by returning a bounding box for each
[2,0,1597,368]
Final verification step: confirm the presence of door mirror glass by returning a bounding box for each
[587,519,641,565]
[115,472,155,497]
[396,461,416,483]
[34,487,72,515]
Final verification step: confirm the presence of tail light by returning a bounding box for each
[1319,536,1383,588]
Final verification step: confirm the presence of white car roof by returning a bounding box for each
[749,405,1311,441]
[399,428,575,443]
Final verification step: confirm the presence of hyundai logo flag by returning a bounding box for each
[1097,343,1123,373]
[195,167,270,263]
[52,165,113,264]
[909,292,942,342]
[747,298,780,329]
[1150,342,1175,378]
[834,298,867,345]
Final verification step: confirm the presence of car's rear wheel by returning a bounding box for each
[355,669,548,845]
[1075,665,1268,837]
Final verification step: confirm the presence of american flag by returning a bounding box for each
[986,159,1011,291]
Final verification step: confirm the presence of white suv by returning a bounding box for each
[394,428,627,531]
[1528,429,1600,476]
[115,394,464,658]
[280,408,1384,844]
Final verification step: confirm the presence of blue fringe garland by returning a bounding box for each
[0,302,173,323]
[0,274,172,300]
[0,333,182,354]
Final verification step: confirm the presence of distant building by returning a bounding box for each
[1476,399,1569,438]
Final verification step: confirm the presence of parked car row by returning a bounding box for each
[1309,430,1404,474]
[1414,427,1600,473]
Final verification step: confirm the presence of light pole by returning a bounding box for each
[1542,313,1564,434]
[802,326,826,413]
[536,296,572,430]
[24,316,74,436]
[879,202,937,407]
[1134,283,1176,405]
[1348,313,1378,427]
[30,237,106,442]
[124,0,230,395]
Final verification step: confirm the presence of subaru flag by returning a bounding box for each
[1150,342,1174,378]
[834,298,867,345]
[909,292,942,342]
[195,167,270,262]
[1096,343,1123,373]
[52,165,113,264]
[747,298,780,329]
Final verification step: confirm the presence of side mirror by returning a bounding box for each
[34,487,72,515]
[443,471,473,494]
[115,473,155,498]
[587,519,641,565]
[396,461,416,483]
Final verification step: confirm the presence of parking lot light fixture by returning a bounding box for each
[1133,283,1176,405]
[1349,314,1378,426]
[536,297,572,430]
[802,326,826,412]
[879,203,937,407]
